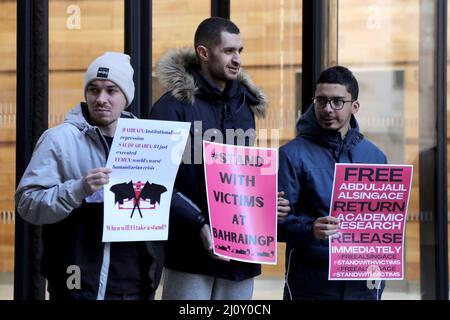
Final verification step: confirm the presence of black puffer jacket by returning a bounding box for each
[150,48,267,280]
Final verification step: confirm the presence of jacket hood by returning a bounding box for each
[296,104,363,158]
[155,48,268,118]
[64,103,94,132]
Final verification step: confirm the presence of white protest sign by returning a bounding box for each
[103,118,190,242]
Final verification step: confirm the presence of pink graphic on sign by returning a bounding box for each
[329,164,413,280]
[110,180,166,218]
[203,141,278,264]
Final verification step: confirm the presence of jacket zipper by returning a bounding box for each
[95,128,110,160]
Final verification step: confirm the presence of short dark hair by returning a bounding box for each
[316,66,359,100]
[194,17,240,49]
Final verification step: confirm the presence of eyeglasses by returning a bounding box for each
[312,96,354,110]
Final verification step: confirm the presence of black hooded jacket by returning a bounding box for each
[150,48,268,280]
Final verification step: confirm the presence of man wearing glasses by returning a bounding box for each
[278,66,387,300]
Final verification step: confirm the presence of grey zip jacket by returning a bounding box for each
[16,103,113,224]
[15,103,164,299]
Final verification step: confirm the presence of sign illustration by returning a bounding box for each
[110,181,167,218]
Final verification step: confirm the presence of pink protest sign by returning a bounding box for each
[203,141,278,264]
[329,164,413,280]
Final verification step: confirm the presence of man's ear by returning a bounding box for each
[351,100,360,115]
[196,45,208,62]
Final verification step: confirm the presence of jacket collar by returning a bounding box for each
[155,48,268,118]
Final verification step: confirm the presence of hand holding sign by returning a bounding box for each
[200,224,230,262]
[83,167,112,194]
[277,191,290,220]
[313,216,340,241]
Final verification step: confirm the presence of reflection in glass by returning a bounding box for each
[232,1,302,288]
[152,0,210,103]
[338,0,432,299]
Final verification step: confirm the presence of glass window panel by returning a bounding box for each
[152,0,211,58]
[152,0,210,103]
[232,0,302,299]
[49,0,124,127]
[337,0,434,299]
[447,1,450,298]
[0,0,16,301]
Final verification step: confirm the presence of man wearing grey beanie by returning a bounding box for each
[15,52,164,300]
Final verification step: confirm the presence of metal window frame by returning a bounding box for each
[302,0,324,113]
[15,0,48,300]
[418,0,448,300]
[124,0,152,119]
[434,0,449,299]
[211,0,230,19]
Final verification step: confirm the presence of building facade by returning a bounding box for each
[0,0,448,300]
